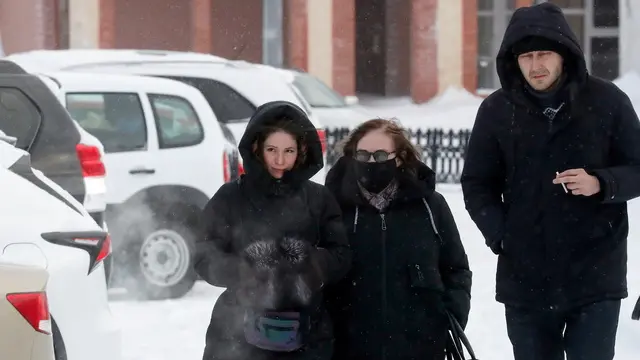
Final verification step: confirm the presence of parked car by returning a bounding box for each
[5,49,329,183]
[0,260,55,360]
[0,60,108,231]
[4,48,226,73]
[35,74,111,283]
[247,64,372,127]
[40,71,241,299]
[0,135,121,360]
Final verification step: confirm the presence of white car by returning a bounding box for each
[246,64,372,128]
[39,71,241,300]
[0,260,55,360]
[0,134,121,360]
[5,49,329,184]
[0,60,108,235]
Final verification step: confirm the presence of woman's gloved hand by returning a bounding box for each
[238,238,323,310]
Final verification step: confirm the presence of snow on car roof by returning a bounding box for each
[5,49,227,73]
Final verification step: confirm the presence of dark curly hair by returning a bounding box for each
[253,118,308,168]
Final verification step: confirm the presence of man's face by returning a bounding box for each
[517,50,564,91]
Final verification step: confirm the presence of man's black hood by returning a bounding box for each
[497,2,588,94]
[238,101,323,190]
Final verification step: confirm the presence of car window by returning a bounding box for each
[66,93,147,153]
[148,94,204,149]
[292,74,347,108]
[160,76,256,123]
[0,87,42,151]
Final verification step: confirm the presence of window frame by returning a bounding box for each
[478,0,620,89]
[65,92,149,153]
[147,93,205,150]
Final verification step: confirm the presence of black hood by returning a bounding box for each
[497,2,588,94]
[325,156,436,207]
[238,101,323,189]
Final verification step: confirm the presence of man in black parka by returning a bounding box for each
[461,3,640,360]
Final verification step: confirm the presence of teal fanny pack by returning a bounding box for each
[243,309,310,352]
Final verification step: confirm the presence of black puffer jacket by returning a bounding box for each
[325,157,472,360]
[461,2,640,310]
[194,101,351,360]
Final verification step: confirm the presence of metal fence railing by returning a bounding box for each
[324,127,472,183]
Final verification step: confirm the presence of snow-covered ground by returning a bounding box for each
[107,74,640,359]
[108,185,640,360]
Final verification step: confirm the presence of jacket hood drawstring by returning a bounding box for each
[352,198,441,244]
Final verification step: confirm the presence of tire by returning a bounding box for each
[119,218,198,300]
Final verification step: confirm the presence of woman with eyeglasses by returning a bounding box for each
[323,119,472,360]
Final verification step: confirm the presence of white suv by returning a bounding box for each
[41,71,241,300]
[5,49,328,184]
[0,135,121,360]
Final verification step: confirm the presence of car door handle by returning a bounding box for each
[129,167,155,175]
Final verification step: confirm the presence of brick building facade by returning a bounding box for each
[0,0,625,103]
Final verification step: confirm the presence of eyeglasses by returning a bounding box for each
[354,150,396,163]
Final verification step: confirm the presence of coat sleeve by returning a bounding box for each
[193,185,239,288]
[433,192,472,329]
[460,99,506,254]
[312,186,352,286]
[590,91,640,203]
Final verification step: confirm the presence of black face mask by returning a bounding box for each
[354,158,397,193]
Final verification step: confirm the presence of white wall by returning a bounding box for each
[307,0,333,88]
[69,0,99,48]
[436,0,463,93]
[620,0,640,75]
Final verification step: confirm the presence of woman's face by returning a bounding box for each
[262,130,298,178]
[355,129,398,165]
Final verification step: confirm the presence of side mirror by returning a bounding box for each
[344,95,359,106]
[0,130,17,146]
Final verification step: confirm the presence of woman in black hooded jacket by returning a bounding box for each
[324,119,472,360]
[194,101,351,360]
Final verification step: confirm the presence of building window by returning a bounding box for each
[544,0,619,80]
[480,0,621,87]
[477,0,515,90]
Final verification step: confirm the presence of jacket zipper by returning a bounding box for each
[380,213,387,360]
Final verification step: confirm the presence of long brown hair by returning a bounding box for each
[339,118,422,173]
[253,118,308,168]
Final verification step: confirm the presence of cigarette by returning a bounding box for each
[556,171,568,193]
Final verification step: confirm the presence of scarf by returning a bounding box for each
[358,179,398,212]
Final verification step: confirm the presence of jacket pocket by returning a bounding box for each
[408,264,445,292]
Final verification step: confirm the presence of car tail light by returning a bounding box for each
[6,292,51,334]
[76,144,106,177]
[316,129,327,154]
[223,151,231,183]
[41,231,111,275]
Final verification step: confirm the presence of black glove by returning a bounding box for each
[444,289,471,329]
[239,238,321,309]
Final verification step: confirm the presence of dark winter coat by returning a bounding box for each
[324,157,472,360]
[461,2,640,310]
[194,101,351,360]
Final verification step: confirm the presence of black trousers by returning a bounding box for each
[505,300,621,360]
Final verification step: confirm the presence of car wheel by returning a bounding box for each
[121,220,197,300]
